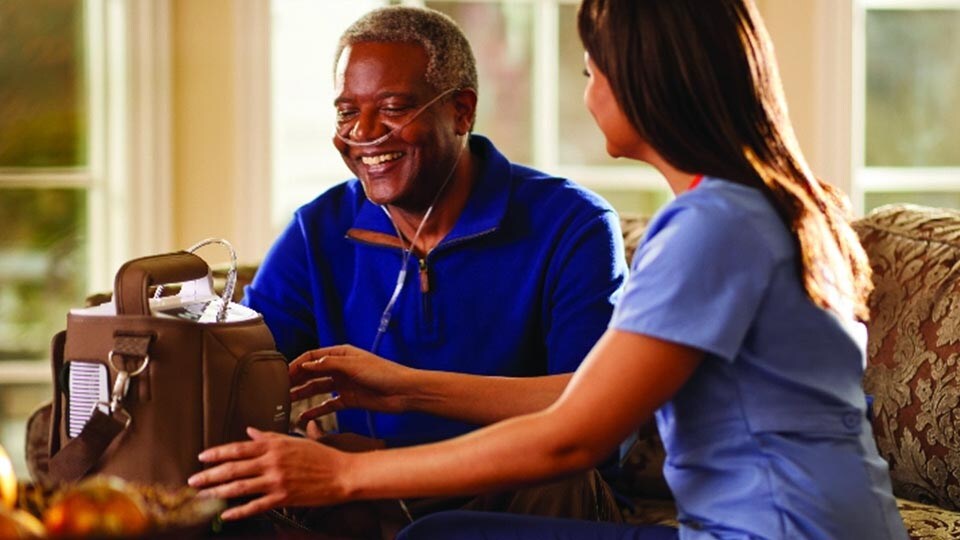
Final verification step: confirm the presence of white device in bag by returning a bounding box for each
[67,361,109,438]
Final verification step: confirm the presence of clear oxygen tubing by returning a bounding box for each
[334,87,460,148]
[364,133,469,443]
[364,136,465,526]
[368,134,468,355]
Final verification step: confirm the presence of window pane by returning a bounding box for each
[865,9,960,167]
[0,189,87,361]
[427,1,534,165]
[0,0,86,167]
[557,4,626,167]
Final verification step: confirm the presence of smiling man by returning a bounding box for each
[240,5,627,535]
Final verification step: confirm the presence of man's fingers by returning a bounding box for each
[305,420,324,440]
[297,398,341,429]
[289,346,355,382]
[289,354,327,385]
[290,377,334,402]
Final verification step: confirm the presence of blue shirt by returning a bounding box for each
[244,134,627,446]
[611,177,906,539]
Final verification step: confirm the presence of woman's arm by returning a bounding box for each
[289,346,572,426]
[192,329,701,520]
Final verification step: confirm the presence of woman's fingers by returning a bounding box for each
[189,450,265,489]
[196,439,263,464]
[220,492,287,521]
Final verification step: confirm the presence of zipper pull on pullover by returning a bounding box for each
[419,258,430,293]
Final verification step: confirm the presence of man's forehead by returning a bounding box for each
[336,41,427,74]
[334,41,432,95]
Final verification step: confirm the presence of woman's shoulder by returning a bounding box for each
[650,177,795,261]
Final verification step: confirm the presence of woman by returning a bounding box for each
[189,0,908,538]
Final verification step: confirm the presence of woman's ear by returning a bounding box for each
[452,88,478,135]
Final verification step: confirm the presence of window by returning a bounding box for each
[0,0,170,477]
[0,0,89,479]
[270,0,666,233]
[859,0,960,212]
[270,0,383,228]
[0,0,88,363]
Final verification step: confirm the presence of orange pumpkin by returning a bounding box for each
[0,507,45,539]
[43,477,150,538]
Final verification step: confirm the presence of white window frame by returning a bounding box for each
[855,0,960,211]
[0,0,172,382]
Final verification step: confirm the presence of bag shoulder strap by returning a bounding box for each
[48,408,129,483]
[48,333,151,483]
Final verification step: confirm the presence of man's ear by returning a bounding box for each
[452,88,478,135]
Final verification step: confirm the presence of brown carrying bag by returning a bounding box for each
[40,240,290,488]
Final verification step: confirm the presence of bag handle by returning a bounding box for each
[114,238,239,321]
[113,252,210,316]
[153,238,239,322]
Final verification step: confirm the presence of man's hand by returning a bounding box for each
[188,427,353,521]
[289,345,417,428]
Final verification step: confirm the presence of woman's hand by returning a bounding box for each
[188,427,353,521]
[288,345,417,428]
[304,420,386,453]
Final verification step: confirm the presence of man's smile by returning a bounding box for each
[360,151,404,166]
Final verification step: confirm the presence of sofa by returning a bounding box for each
[617,204,960,539]
[75,203,960,538]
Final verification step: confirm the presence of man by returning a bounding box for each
[240,5,627,535]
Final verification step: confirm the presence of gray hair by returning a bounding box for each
[335,6,479,94]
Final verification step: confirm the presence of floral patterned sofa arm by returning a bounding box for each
[852,204,960,538]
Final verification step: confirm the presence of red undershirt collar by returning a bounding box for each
[687,174,704,191]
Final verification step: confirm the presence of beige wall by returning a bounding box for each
[758,0,818,164]
[171,0,239,250]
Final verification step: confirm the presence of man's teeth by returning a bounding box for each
[361,152,402,166]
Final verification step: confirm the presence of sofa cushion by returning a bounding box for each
[853,204,960,511]
[897,497,960,540]
[622,496,960,540]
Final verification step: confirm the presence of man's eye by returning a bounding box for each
[336,109,358,122]
[382,105,413,116]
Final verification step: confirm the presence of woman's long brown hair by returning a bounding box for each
[578,0,872,321]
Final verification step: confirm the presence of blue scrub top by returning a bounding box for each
[611,177,906,539]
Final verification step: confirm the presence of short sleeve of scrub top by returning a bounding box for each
[611,200,779,361]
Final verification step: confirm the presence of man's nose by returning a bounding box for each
[350,109,388,142]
